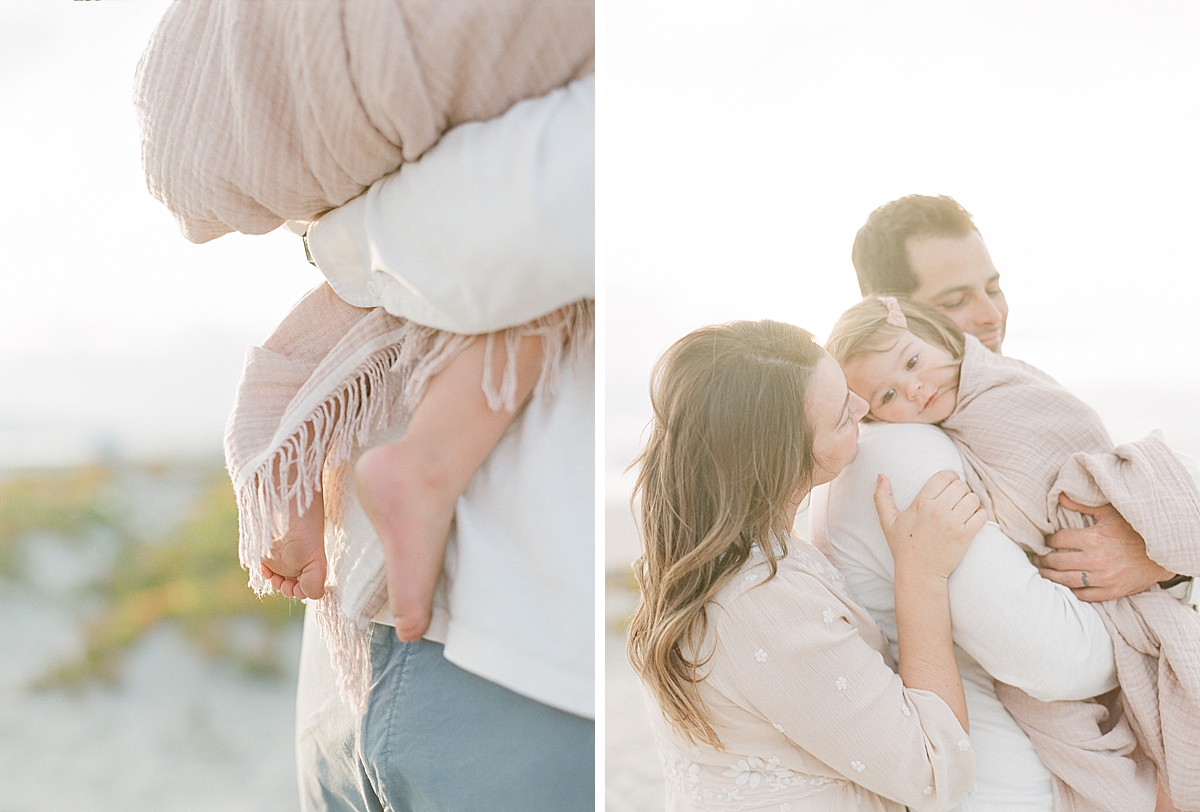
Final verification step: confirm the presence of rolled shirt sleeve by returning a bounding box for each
[305,75,594,334]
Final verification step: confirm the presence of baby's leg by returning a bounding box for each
[261,486,327,601]
[355,333,543,642]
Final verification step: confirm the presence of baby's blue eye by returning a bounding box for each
[906,355,918,370]
[881,389,895,405]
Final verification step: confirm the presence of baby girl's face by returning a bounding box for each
[841,331,959,424]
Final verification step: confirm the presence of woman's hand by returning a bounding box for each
[876,470,984,734]
[875,470,986,583]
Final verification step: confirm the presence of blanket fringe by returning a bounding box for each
[235,340,407,597]
[230,300,594,712]
[312,586,375,714]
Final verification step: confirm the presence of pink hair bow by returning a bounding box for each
[878,296,908,329]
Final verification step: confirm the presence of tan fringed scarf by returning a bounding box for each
[134,0,594,243]
[225,285,593,710]
[941,336,1200,812]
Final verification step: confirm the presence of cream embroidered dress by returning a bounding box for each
[644,542,975,812]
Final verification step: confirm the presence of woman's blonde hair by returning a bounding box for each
[626,320,823,748]
[826,296,965,373]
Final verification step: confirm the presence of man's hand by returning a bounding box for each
[1033,493,1173,601]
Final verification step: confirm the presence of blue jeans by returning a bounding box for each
[296,609,594,811]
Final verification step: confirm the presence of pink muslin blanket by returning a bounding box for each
[941,336,1200,812]
[134,0,595,709]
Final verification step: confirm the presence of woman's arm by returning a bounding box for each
[715,559,975,812]
[874,471,984,732]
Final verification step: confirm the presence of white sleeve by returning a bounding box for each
[305,75,594,334]
[1175,450,1200,489]
[817,423,1118,702]
[1171,451,1200,597]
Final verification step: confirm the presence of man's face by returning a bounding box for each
[906,231,1008,353]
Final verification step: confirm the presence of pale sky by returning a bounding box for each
[0,1,323,464]
[602,0,1200,487]
[1,1,1198,471]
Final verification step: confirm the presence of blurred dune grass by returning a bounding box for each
[0,463,302,690]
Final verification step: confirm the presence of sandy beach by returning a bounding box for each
[0,462,303,812]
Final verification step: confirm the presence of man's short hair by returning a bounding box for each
[851,194,979,296]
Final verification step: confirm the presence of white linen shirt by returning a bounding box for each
[304,76,595,719]
[811,423,1116,812]
[307,76,594,334]
[813,422,1200,810]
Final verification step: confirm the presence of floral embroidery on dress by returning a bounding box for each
[788,544,849,592]
[754,648,768,663]
[923,785,933,796]
[822,608,835,626]
[657,742,849,810]
[835,676,848,692]
[773,723,785,734]
[744,570,763,584]
[850,760,865,772]
[780,804,792,811]
[900,702,911,717]
[743,540,848,593]
[958,738,970,751]
[724,756,794,790]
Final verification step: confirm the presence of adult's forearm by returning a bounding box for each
[895,572,969,732]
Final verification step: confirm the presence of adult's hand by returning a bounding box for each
[1034,493,1173,601]
[875,470,983,733]
[875,470,986,583]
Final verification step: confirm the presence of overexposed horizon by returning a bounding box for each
[0,2,324,466]
[3,1,1199,476]
[602,0,1200,503]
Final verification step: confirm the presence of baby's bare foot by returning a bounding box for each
[355,441,457,642]
[261,491,327,600]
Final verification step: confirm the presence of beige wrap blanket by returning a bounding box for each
[134,0,594,243]
[134,0,595,709]
[940,335,1200,812]
[223,285,591,710]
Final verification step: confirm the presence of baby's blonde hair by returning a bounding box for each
[826,296,965,371]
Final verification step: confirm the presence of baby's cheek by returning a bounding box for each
[867,408,893,424]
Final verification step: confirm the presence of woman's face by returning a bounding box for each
[807,354,870,489]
